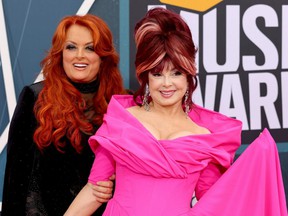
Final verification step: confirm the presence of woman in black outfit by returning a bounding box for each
[2,14,125,216]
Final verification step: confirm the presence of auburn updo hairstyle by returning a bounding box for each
[133,8,198,110]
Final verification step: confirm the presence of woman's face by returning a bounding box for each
[148,62,188,108]
[63,24,101,83]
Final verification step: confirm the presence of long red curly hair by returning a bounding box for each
[33,14,125,153]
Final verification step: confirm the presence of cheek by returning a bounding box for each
[148,80,160,91]
[62,53,70,68]
[63,52,73,63]
[62,58,70,73]
[62,53,73,76]
[90,57,101,70]
[178,79,188,88]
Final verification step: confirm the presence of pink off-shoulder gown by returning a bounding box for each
[88,95,287,216]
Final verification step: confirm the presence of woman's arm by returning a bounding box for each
[91,174,115,203]
[64,183,103,216]
[65,143,116,215]
[2,85,39,215]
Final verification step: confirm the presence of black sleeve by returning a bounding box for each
[2,85,39,216]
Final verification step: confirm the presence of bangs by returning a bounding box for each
[149,56,171,74]
[149,55,190,76]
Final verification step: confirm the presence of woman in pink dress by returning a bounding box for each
[65,8,287,216]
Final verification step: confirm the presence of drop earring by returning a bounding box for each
[184,90,189,117]
[142,84,150,111]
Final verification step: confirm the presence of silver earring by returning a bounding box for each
[142,84,150,111]
[184,90,190,116]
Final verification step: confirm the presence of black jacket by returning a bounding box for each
[2,82,106,216]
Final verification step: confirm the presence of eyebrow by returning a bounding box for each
[65,41,94,46]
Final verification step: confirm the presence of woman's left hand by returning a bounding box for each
[90,174,115,203]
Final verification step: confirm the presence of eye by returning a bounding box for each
[172,71,183,76]
[65,44,76,50]
[86,45,95,52]
[174,71,183,76]
[151,72,162,77]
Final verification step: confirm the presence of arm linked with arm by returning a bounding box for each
[65,145,115,215]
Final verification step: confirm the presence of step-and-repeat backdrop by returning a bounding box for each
[129,0,288,145]
[0,0,287,211]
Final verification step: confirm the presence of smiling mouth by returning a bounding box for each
[160,90,175,97]
[73,63,88,68]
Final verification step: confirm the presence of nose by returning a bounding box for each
[163,75,172,87]
[76,48,84,58]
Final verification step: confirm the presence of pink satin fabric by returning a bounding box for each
[88,95,287,216]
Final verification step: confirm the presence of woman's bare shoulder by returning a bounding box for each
[126,105,142,114]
